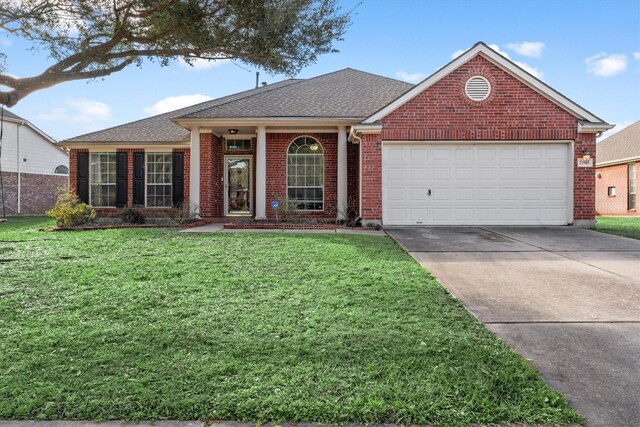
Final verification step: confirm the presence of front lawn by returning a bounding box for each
[596,216,640,240]
[0,217,581,426]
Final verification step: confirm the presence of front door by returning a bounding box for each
[225,156,252,215]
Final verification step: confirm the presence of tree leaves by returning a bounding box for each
[0,0,352,106]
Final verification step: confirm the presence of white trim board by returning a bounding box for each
[364,42,608,126]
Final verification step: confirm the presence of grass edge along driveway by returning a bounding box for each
[0,217,582,426]
[596,216,640,240]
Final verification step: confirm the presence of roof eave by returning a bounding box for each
[596,156,640,167]
[59,140,189,148]
[172,116,364,128]
[578,121,616,133]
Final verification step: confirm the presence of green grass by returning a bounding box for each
[596,216,640,240]
[0,217,582,426]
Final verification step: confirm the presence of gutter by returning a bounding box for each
[17,121,23,214]
[595,156,640,168]
[348,123,383,144]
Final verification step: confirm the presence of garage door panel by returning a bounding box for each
[382,143,569,226]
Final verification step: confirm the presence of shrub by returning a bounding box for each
[173,202,199,224]
[120,208,145,224]
[46,188,96,228]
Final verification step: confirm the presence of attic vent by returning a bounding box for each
[465,76,491,101]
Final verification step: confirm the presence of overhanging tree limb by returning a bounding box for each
[0,0,353,107]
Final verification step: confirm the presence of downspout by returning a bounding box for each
[17,121,23,214]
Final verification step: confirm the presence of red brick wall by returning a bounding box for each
[360,133,382,222]
[199,133,214,217]
[596,162,639,216]
[574,133,596,220]
[381,56,578,141]
[347,141,360,218]
[360,54,597,223]
[265,133,338,219]
[0,171,68,215]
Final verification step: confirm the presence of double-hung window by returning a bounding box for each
[146,153,173,207]
[90,153,116,207]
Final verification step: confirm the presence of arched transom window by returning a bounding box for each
[287,136,324,210]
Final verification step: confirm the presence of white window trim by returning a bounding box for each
[145,152,173,209]
[286,136,325,212]
[89,152,117,208]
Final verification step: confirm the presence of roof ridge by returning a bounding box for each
[174,78,307,119]
[62,79,303,142]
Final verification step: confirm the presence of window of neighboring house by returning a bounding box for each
[629,163,637,210]
[146,152,172,208]
[54,165,69,175]
[226,139,252,151]
[286,136,324,210]
[608,186,616,197]
[90,153,116,207]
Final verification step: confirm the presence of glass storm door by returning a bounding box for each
[226,157,252,215]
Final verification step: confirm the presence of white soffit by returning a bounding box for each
[363,42,606,125]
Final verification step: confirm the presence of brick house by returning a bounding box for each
[595,120,639,216]
[60,42,612,227]
[0,109,69,215]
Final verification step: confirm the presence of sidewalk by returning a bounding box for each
[181,223,386,236]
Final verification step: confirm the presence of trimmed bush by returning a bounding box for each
[46,188,96,228]
[120,208,145,224]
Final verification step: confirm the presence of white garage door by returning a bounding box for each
[382,143,570,225]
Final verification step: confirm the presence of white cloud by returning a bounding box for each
[450,44,544,79]
[451,49,468,59]
[395,71,427,83]
[597,120,635,141]
[586,53,628,77]
[37,98,111,124]
[178,57,231,71]
[633,52,640,61]
[513,61,544,79]
[506,41,545,58]
[0,38,11,47]
[144,94,213,115]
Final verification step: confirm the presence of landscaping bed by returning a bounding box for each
[0,217,582,426]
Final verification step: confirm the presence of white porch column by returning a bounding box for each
[255,125,267,219]
[337,126,348,220]
[189,126,200,215]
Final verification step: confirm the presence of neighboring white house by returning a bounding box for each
[0,109,69,215]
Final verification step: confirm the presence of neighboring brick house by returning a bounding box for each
[0,109,69,215]
[595,120,639,216]
[60,42,612,227]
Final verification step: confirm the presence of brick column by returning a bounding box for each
[360,133,382,225]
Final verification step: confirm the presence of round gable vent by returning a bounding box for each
[465,76,491,101]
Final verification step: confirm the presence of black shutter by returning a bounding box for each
[76,151,89,203]
[172,151,184,207]
[133,152,145,206]
[116,152,128,207]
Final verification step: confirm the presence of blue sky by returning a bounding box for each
[2,0,640,141]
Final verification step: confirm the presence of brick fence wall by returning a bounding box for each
[0,171,68,215]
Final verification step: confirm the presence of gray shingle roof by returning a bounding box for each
[62,68,413,143]
[63,79,303,143]
[596,120,640,165]
[181,68,413,119]
[2,109,24,121]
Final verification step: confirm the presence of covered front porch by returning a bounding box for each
[180,120,359,221]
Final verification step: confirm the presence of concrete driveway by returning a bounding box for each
[386,226,640,427]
